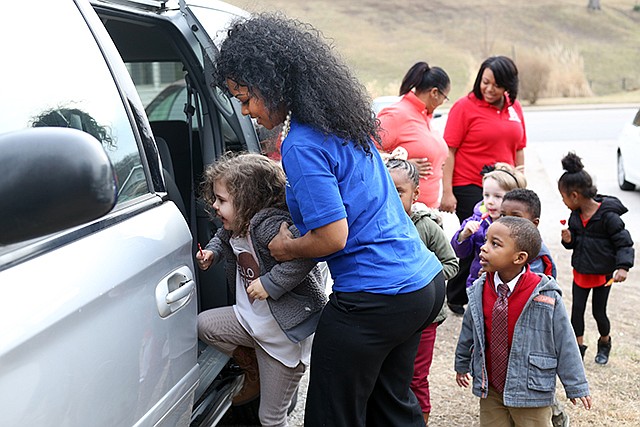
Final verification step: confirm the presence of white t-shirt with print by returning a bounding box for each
[231,234,311,367]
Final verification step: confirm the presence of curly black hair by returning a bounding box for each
[214,13,380,153]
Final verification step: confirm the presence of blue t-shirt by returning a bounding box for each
[280,119,442,294]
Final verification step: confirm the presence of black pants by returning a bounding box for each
[571,281,612,337]
[304,272,445,427]
[446,185,483,307]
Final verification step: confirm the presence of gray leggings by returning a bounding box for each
[198,307,305,427]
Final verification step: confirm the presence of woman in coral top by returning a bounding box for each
[377,62,451,208]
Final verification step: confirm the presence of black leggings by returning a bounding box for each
[571,281,612,337]
[446,185,483,306]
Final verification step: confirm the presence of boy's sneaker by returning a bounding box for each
[551,398,569,427]
[578,344,588,360]
[552,411,570,427]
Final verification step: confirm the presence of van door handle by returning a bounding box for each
[166,279,195,304]
[156,266,195,318]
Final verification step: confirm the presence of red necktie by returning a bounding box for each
[491,283,511,393]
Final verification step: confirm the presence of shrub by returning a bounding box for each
[517,52,551,105]
[540,42,593,98]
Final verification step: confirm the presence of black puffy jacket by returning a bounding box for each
[562,195,634,274]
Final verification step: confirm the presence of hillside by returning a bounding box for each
[225,0,640,103]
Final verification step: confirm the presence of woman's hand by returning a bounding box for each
[269,218,348,261]
[269,222,296,262]
[409,157,433,179]
[196,248,214,270]
[247,278,270,301]
[440,191,457,213]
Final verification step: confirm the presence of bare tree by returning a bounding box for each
[588,0,601,10]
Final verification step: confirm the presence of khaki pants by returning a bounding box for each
[480,386,552,427]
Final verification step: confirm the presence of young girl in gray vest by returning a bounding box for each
[196,153,326,427]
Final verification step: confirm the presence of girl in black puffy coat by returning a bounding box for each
[558,152,634,365]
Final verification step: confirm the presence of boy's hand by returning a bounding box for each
[561,228,571,243]
[196,249,214,271]
[459,220,481,242]
[455,372,470,388]
[570,395,592,410]
[268,222,295,261]
[247,278,269,301]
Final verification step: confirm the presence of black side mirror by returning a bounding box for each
[0,128,117,245]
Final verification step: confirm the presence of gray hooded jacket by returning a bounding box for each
[204,207,327,343]
[454,272,590,407]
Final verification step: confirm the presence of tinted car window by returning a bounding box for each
[0,1,147,205]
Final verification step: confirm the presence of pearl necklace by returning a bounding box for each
[280,110,292,144]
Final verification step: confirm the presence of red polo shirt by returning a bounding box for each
[377,92,449,208]
[444,93,526,187]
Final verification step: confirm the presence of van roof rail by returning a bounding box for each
[91,0,167,10]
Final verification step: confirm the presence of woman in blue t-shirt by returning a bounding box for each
[214,13,445,426]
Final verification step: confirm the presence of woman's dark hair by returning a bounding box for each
[214,13,380,153]
[472,56,519,104]
[558,151,597,198]
[399,62,450,96]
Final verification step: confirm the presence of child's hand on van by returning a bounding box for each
[247,278,270,301]
[196,249,214,271]
[459,220,481,242]
[455,372,470,388]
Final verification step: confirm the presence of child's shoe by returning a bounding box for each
[231,346,260,405]
[578,344,588,360]
[595,337,612,365]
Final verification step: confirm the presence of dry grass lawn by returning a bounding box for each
[228,0,640,101]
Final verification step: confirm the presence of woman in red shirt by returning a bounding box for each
[377,62,451,208]
[441,56,526,314]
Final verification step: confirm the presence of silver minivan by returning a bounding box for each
[0,0,270,425]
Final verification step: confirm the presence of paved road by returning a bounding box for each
[522,107,640,241]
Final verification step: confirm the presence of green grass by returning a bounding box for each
[228,0,640,104]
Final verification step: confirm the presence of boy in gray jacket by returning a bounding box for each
[455,216,591,426]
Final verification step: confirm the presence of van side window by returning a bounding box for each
[0,1,148,205]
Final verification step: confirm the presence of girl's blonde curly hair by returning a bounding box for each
[200,152,287,236]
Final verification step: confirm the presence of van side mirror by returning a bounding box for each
[0,128,117,245]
